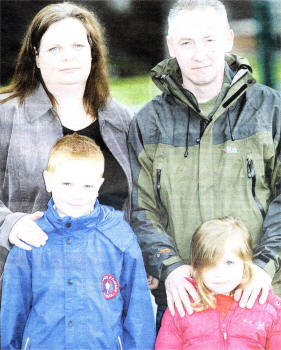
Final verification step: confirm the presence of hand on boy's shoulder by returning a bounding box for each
[234,264,272,309]
[9,211,48,250]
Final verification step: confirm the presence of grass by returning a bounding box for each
[110,55,281,110]
[109,75,160,110]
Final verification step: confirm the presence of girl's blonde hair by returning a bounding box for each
[190,217,254,311]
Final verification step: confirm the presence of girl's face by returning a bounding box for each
[201,247,244,295]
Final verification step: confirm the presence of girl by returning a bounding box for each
[155,217,281,350]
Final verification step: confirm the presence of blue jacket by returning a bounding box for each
[1,199,155,350]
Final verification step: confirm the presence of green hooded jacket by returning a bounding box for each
[128,55,281,301]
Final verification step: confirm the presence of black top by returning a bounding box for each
[63,120,128,210]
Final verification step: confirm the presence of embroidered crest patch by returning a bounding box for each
[101,274,119,299]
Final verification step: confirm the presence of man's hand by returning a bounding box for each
[165,265,199,317]
[147,275,159,290]
[234,264,272,308]
[9,212,48,250]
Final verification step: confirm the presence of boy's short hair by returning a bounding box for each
[47,133,104,176]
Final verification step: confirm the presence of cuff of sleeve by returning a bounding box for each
[254,258,276,279]
[0,212,27,250]
[161,257,184,280]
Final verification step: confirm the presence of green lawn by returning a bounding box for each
[110,55,281,109]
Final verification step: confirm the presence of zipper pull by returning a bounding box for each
[156,169,161,192]
[247,159,255,178]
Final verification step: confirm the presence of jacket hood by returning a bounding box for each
[150,54,256,114]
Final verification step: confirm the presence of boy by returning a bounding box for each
[1,134,155,350]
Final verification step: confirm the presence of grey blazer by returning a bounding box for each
[0,85,132,267]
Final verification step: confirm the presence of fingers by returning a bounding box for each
[183,279,199,303]
[150,277,159,290]
[17,224,46,248]
[178,285,193,316]
[29,211,44,221]
[167,292,176,317]
[9,214,48,250]
[245,286,261,309]
[238,265,272,308]
[147,275,159,290]
[234,288,242,302]
[259,284,269,305]
[12,238,32,251]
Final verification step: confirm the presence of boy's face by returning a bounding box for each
[44,159,104,218]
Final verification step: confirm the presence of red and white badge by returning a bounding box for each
[101,274,119,299]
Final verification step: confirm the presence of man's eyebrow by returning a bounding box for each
[177,37,192,43]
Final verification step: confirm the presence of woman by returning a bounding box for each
[0,3,131,261]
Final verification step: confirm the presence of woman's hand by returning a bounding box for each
[9,212,48,250]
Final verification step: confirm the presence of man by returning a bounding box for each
[128,0,281,327]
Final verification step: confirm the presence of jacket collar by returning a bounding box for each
[44,198,132,251]
[24,84,54,123]
[150,54,256,115]
[98,98,128,133]
[24,84,124,132]
[45,198,102,231]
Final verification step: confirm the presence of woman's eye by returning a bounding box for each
[48,47,59,52]
[62,182,71,187]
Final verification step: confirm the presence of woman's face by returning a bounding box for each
[36,18,92,90]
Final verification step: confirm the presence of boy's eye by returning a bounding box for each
[84,184,94,189]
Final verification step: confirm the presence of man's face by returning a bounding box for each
[167,8,233,92]
[44,159,104,218]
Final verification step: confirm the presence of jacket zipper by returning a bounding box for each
[246,159,266,219]
[222,324,227,350]
[118,336,123,350]
[156,169,169,230]
[24,337,30,350]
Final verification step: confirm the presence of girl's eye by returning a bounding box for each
[226,260,234,266]
[62,182,71,187]
[73,44,84,49]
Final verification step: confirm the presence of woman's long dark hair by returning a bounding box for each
[0,2,110,116]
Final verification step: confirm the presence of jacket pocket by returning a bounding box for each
[247,158,266,220]
[156,169,169,230]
